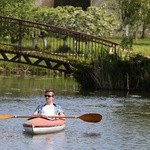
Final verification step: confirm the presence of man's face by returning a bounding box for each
[44,92,54,104]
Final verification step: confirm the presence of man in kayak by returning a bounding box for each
[33,89,65,119]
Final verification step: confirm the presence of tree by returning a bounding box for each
[34,5,118,37]
[140,0,150,38]
[115,0,150,50]
[0,0,36,19]
[116,0,150,38]
[0,0,38,46]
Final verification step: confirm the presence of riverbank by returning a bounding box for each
[74,54,150,92]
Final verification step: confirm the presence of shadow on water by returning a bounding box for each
[79,89,150,98]
[83,132,101,138]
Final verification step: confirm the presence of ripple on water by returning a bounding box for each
[83,132,101,138]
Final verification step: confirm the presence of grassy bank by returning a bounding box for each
[74,54,150,92]
[108,37,150,56]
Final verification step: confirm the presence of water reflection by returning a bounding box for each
[24,131,65,150]
[0,76,79,97]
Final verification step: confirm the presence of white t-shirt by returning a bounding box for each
[41,104,55,116]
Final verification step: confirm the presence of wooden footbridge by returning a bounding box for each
[0,16,119,74]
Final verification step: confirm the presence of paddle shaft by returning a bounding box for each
[13,115,77,119]
[0,113,102,123]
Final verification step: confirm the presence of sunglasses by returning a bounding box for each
[44,95,54,98]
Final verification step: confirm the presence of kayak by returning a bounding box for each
[23,117,65,135]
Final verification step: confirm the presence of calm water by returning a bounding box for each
[0,76,150,150]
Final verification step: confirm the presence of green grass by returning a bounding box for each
[108,37,150,57]
[132,38,150,56]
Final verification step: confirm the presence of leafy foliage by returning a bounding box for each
[0,0,36,20]
[33,5,118,37]
[0,1,118,37]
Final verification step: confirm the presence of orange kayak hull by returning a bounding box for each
[23,117,65,134]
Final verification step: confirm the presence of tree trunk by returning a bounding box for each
[141,22,146,39]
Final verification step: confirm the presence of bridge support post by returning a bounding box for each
[18,20,23,49]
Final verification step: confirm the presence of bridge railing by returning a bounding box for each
[0,16,119,62]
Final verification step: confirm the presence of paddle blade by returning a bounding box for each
[0,114,14,119]
[79,113,102,123]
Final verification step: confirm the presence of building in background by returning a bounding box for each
[54,0,91,10]
[35,0,111,10]
[36,0,91,10]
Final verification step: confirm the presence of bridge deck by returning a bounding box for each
[0,16,119,73]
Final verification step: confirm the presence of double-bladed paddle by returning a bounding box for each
[0,113,102,123]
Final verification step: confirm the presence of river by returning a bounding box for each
[0,76,150,150]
